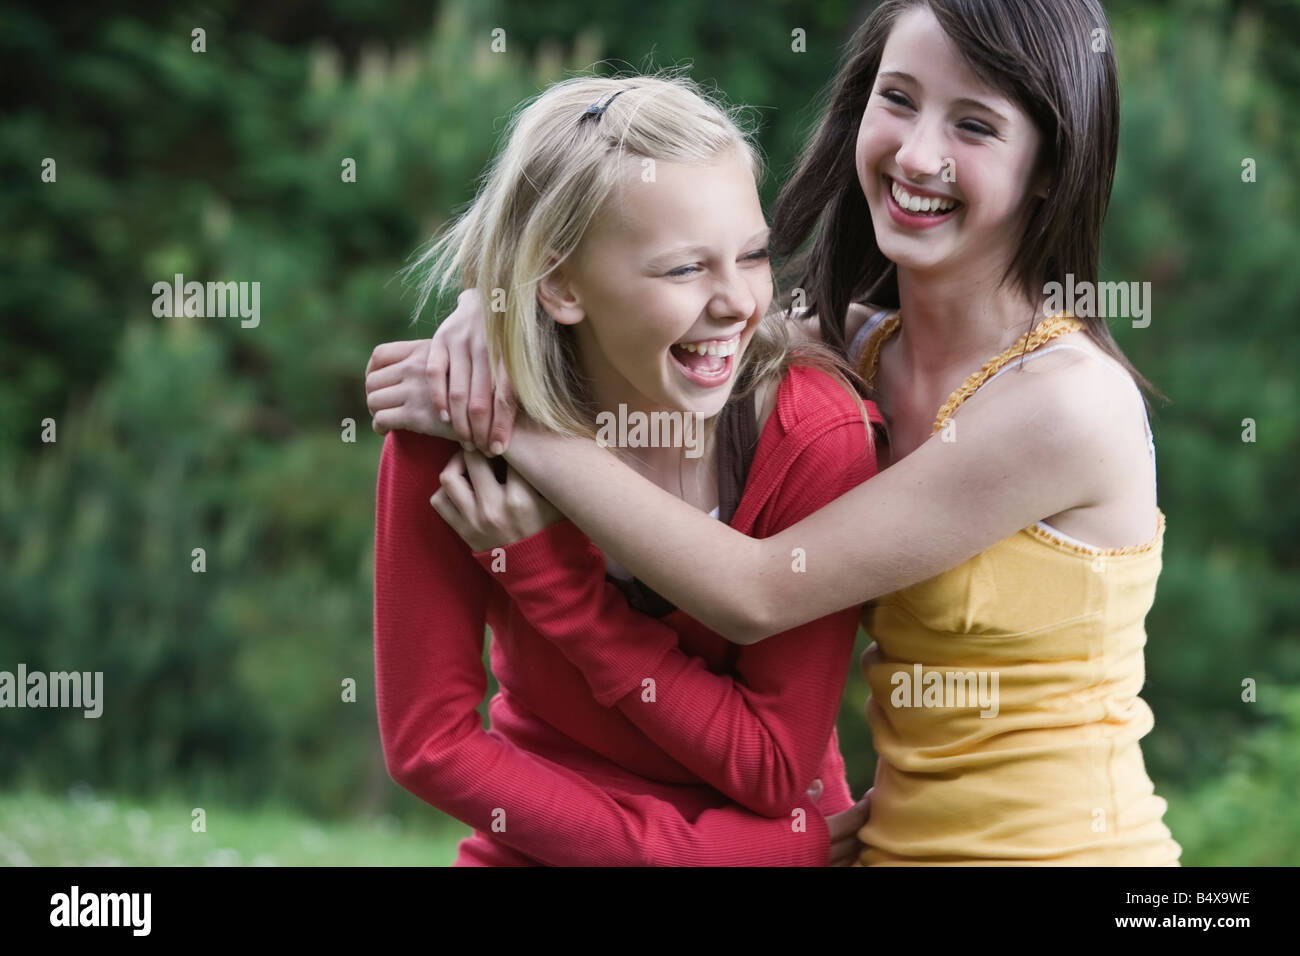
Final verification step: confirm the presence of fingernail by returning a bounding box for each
[440,410,450,422]
[490,441,504,456]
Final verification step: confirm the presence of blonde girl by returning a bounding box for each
[371,72,883,866]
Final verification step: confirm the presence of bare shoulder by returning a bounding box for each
[845,301,890,346]
[978,339,1127,431]
[1013,333,1144,425]
[955,332,1152,498]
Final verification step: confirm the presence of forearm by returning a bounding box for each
[504,426,775,640]
[504,384,1061,643]
[605,620,856,816]
[480,521,853,815]
[384,704,830,866]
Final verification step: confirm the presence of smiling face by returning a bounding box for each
[856,5,1048,282]
[543,146,773,421]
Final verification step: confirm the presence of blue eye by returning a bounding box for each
[666,264,702,277]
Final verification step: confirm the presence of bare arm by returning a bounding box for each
[504,360,1111,644]
[365,294,1107,644]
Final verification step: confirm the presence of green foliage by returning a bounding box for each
[0,0,580,818]
[1162,688,1300,865]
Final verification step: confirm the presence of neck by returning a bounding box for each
[894,266,1040,380]
[584,369,714,502]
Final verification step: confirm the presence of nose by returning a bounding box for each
[894,113,947,182]
[706,262,762,325]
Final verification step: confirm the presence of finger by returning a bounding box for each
[438,453,479,522]
[462,449,505,518]
[502,463,532,507]
[366,360,407,394]
[830,835,859,859]
[467,353,495,452]
[366,384,407,414]
[828,848,855,867]
[829,850,856,867]
[446,338,473,443]
[855,790,872,824]
[430,488,470,538]
[426,337,451,425]
[830,841,864,867]
[367,340,422,377]
[370,409,394,434]
[488,362,517,455]
[503,464,548,523]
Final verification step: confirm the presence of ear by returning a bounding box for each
[536,254,585,326]
[1032,167,1053,201]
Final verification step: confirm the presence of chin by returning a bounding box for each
[696,396,731,420]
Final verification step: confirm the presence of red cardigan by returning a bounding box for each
[374,364,882,866]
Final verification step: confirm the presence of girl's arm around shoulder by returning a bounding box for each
[462,366,876,817]
[739,354,1116,637]
[502,356,1107,645]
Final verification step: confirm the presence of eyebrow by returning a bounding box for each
[646,228,771,269]
[875,70,1009,124]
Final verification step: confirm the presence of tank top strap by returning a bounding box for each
[930,313,1085,434]
[853,310,902,387]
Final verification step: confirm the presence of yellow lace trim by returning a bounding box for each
[855,312,901,389]
[1026,508,1165,557]
[855,312,1088,436]
[930,313,1086,435]
[856,310,1161,554]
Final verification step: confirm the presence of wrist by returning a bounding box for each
[502,416,575,483]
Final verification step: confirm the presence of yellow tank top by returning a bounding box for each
[854,311,1181,865]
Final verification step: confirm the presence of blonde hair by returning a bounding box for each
[408,70,870,445]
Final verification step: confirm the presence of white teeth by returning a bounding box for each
[890,179,957,214]
[676,337,738,356]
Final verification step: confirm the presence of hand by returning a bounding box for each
[428,289,517,455]
[365,338,451,438]
[825,788,871,867]
[431,448,562,552]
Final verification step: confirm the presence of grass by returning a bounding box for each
[0,788,470,866]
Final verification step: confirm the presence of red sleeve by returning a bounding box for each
[374,430,832,866]
[470,377,877,818]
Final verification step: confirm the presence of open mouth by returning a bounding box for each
[669,333,740,387]
[885,175,962,226]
